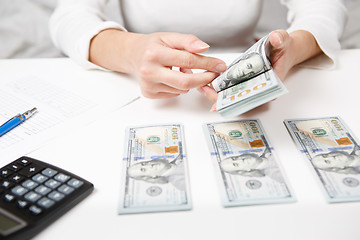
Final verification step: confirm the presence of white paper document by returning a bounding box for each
[0,58,139,164]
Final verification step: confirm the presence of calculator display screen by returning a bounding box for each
[0,209,26,236]
[0,213,20,233]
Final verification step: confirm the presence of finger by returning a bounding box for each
[269,30,289,49]
[179,68,193,74]
[139,73,190,94]
[142,82,190,95]
[141,89,181,99]
[210,103,217,112]
[160,33,211,53]
[198,85,218,103]
[157,47,227,73]
[158,68,218,90]
[198,85,218,112]
[269,30,289,65]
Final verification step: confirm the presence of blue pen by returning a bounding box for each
[0,108,38,137]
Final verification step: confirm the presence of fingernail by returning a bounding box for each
[192,40,210,50]
[216,63,227,72]
[275,32,283,45]
[210,105,217,112]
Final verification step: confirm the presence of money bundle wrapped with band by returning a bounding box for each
[211,34,288,118]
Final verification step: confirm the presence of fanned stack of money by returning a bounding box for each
[118,124,192,214]
[211,35,288,118]
[203,119,295,207]
[284,117,360,203]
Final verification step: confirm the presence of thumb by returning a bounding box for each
[269,30,289,65]
[269,30,289,50]
[161,33,210,53]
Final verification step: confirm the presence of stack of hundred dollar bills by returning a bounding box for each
[211,34,288,118]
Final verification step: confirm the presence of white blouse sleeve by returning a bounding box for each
[49,0,127,69]
[281,0,347,69]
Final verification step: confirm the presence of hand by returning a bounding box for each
[198,29,322,110]
[89,30,227,99]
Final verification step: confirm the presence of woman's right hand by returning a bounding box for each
[89,29,227,99]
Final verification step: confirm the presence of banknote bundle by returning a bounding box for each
[118,124,192,214]
[203,119,295,207]
[284,117,360,203]
[211,35,288,118]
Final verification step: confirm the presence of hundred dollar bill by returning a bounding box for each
[118,124,192,214]
[284,117,360,203]
[212,35,272,92]
[203,119,295,207]
[211,34,287,118]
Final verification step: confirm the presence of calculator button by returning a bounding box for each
[22,180,39,190]
[1,169,13,178]
[8,163,22,172]
[54,173,70,183]
[48,191,65,202]
[38,197,55,209]
[17,158,31,166]
[45,179,61,189]
[24,192,42,203]
[10,174,24,183]
[35,185,51,196]
[42,168,58,178]
[17,200,29,208]
[32,174,48,184]
[29,205,42,215]
[12,186,29,196]
[1,180,13,190]
[4,193,15,202]
[19,164,42,178]
[58,185,74,195]
[67,179,83,188]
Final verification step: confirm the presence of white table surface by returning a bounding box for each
[3,49,360,240]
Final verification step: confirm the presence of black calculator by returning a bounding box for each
[0,156,94,240]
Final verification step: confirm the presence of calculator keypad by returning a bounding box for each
[0,158,84,216]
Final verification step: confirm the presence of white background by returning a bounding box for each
[16,49,360,240]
